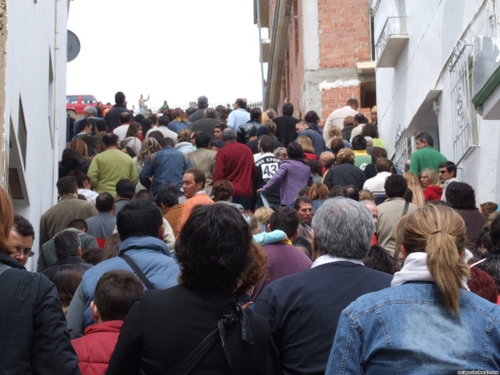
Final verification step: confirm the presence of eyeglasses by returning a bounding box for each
[438,170,447,174]
[14,249,34,257]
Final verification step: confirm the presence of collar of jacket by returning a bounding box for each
[0,251,25,269]
[60,194,78,201]
[118,236,170,257]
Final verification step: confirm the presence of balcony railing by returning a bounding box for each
[376,16,408,67]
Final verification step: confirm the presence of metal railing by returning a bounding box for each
[148,100,263,113]
[393,123,410,172]
[375,16,408,61]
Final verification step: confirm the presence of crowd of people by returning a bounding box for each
[1,92,500,374]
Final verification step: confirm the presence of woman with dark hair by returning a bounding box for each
[308,159,323,183]
[68,138,91,172]
[235,241,269,306]
[121,122,143,156]
[258,142,315,206]
[140,118,153,136]
[102,233,121,260]
[212,180,244,211]
[304,110,322,134]
[308,182,329,212]
[362,123,384,148]
[107,204,270,374]
[326,205,500,374]
[363,147,387,179]
[447,182,487,249]
[50,265,85,315]
[169,108,191,133]
[59,147,87,179]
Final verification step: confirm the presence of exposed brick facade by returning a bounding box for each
[318,0,371,69]
[267,0,374,120]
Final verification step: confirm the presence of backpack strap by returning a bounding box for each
[402,201,410,217]
[119,254,155,290]
[0,263,11,277]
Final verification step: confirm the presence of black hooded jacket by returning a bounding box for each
[0,252,80,375]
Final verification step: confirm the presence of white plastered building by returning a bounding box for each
[1,0,70,270]
[372,0,500,205]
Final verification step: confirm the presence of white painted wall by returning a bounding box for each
[374,0,500,205]
[5,0,68,270]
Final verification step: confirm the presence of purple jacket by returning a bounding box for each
[261,159,314,205]
[252,242,312,301]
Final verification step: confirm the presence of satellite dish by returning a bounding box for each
[67,30,81,62]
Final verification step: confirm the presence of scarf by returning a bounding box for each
[392,252,469,290]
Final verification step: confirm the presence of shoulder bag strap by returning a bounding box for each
[165,303,251,375]
[402,201,410,217]
[165,324,220,375]
[119,254,155,290]
[0,262,12,277]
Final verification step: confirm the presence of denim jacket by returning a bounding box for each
[139,146,192,194]
[326,282,500,375]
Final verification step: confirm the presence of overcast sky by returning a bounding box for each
[67,0,267,110]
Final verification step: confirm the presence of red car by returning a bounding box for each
[66,95,98,115]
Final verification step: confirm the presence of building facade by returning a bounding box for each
[1,0,69,270]
[373,0,500,204]
[259,0,377,119]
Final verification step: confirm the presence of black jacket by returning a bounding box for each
[274,115,300,147]
[324,162,366,191]
[107,284,270,375]
[237,120,262,144]
[189,118,223,140]
[246,136,283,154]
[40,256,93,280]
[104,104,133,132]
[0,252,79,375]
[253,262,392,375]
[59,159,87,179]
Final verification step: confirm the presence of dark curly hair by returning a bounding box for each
[384,175,407,198]
[304,110,320,124]
[362,123,379,138]
[446,182,476,209]
[176,204,252,293]
[235,241,268,295]
[287,142,305,160]
[212,180,234,202]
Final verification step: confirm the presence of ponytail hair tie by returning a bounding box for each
[431,230,442,235]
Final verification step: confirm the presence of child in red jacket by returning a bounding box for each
[71,270,144,375]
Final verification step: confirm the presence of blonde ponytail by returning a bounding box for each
[426,231,469,315]
[402,204,469,315]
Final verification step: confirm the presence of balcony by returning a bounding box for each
[376,16,409,68]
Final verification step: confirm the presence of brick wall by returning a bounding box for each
[269,0,372,118]
[318,0,371,69]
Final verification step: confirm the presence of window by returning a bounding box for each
[18,98,27,169]
[67,95,78,104]
[449,40,479,166]
[82,95,96,104]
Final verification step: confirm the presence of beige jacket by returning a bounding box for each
[376,197,418,257]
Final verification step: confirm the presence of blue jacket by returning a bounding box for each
[326,282,500,375]
[139,146,192,194]
[80,236,180,328]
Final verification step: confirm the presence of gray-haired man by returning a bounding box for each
[253,197,392,375]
